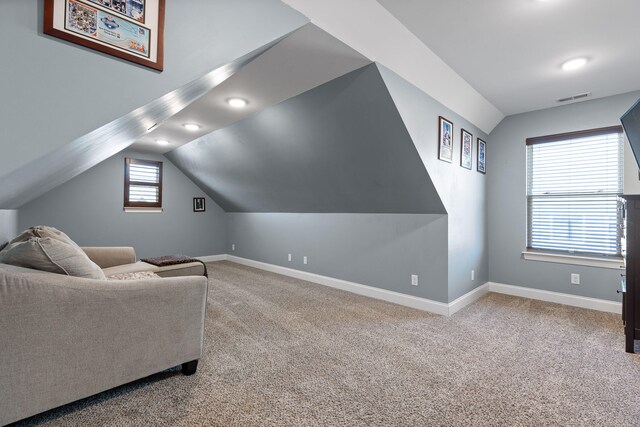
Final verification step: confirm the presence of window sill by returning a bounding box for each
[521,250,624,270]
[124,207,163,213]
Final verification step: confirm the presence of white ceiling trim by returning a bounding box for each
[280,0,505,133]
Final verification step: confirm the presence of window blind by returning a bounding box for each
[526,128,624,257]
[124,158,163,208]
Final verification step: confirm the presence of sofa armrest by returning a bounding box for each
[81,246,136,268]
[0,269,207,425]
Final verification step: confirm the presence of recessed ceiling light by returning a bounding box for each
[561,57,588,71]
[156,139,170,145]
[183,123,201,131]
[227,97,248,108]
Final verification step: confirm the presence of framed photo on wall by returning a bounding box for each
[477,138,487,174]
[438,116,454,163]
[193,197,206,212]
[460,129,473,170]
[44,0,165,71]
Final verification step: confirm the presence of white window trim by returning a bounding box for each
[522,250,624,269]
[525,127,624,259]
[123,207,163,213]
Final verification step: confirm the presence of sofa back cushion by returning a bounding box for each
[0,237,106,279]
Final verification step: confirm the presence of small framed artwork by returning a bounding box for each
[460,129,473,170]
[193,197,206,212]
[43,0,165,71]
[477,138,487,174]
[438,116,454,163]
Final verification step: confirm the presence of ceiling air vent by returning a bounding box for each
[557,92,591,103]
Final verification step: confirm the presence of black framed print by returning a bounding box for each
[477,138,486,174]
[193,197,205,212]
[460,129,473,170]
[438,116,454,163]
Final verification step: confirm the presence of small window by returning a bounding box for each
[526,126,624,257]
[124,158,163,208]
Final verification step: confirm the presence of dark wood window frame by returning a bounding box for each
[124,158,163,208]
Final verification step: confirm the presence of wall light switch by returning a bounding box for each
[411,275,418,286]
[288,253,292,262]
[303,256,308,265]
[571,273,580,285]
[231,244,235,251]
[471,270,475,281]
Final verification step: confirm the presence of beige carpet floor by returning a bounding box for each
[17,261,640,426]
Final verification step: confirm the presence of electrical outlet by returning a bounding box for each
[571,273,580,285]
[471,270,475,281]
[411,275,418,286]
[231,244,235,251]
[288,253,292,262]
[303,256,308,265]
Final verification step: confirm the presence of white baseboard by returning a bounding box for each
[224,255,475,316]
[200,255,621,315]
[196,254,227,263]
[488,282,622,314]
[448,283,490,315]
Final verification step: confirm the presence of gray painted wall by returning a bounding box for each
[0,210,18,247]
[378,65,489,302]
[0,0,306,180]
[167,64,445,214]
[488,91,640,301]
[210,63,490,304]
[19,150,227,259]
[168,63,452,302]
[227,213,449,302]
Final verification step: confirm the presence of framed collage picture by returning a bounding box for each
[460,129,473,170]
[44,0,165,71]
[438,116,454,163]
[477,138,487,174]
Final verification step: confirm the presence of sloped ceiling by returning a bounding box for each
[166,64,445,214]
[0,0,309,209]
[135,24,371,153]
[0,23,368,209]
[0,40,281,209]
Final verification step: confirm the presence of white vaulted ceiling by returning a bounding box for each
[377,0,640,115]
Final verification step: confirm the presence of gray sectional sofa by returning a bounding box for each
[0,241,208,425]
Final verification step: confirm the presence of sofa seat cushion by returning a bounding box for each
[0,238,106,279]
[107,271,161,280]
[102,261,205,278]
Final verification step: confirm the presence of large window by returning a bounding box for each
[526,126,624,258]
[124,158,163,209]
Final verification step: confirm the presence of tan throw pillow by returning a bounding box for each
[4,228,38,247]
[7,226,81,249]
[34,226,81,249]
[0,237,106,279]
